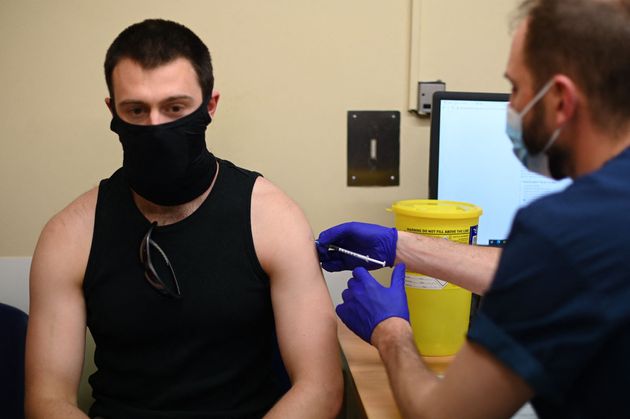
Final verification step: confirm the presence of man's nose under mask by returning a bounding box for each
[110,102,216,206]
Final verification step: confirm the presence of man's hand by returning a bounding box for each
[336,263,409,343]
[316,222,397,271]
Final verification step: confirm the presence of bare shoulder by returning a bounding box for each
[250,177,315,276]
[31,187,98,287]
[251,176,304,219]
[42,187,97,245]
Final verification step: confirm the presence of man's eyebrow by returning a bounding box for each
[117,99,146,107]
[117,95,196,107]
[161,95,196,103]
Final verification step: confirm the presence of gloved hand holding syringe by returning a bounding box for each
[315,222,397,271]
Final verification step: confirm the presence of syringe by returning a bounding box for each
[320,243,386,267]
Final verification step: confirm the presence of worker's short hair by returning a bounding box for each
[104,19,213,104]
[517,0,630,134]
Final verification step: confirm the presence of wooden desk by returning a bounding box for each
[337,319,453,419]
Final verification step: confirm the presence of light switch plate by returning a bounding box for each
[347,111,400,186]
[417,81,446,115]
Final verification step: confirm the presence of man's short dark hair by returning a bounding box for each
[518,0,630,133]
[104,19,213,103]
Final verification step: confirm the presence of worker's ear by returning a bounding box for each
[549,75,578,128]
[207,90,220,119]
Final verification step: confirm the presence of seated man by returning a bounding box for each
[25,19,342,419]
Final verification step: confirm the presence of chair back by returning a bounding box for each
[0,302,28,419]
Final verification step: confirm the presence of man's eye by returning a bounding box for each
[169,105,184,113]
[125,107,146,117]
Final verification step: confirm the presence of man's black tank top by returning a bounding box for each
[83,159,284,418]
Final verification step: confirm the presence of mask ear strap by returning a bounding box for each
[541,127,562,154]
[520,78,556,117]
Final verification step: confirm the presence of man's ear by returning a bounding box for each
[105,97,114,115]
[551,75,578,128]
[208,90,221,119]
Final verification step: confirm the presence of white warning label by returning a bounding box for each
[405,273,448,290]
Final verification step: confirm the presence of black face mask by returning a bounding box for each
[111,102,216,206]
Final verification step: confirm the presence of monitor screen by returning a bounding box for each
[429,91,571,246]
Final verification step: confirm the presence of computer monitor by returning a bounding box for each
[429,91,571,246]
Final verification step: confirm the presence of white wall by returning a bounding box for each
[0,258,30,313]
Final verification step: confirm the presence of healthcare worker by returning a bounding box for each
[317,0,630,417]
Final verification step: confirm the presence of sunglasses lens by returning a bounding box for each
[139,240,147,263]
[139,224,181,298]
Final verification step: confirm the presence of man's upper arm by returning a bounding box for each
[25,190,95,410]
[250,177,341,389]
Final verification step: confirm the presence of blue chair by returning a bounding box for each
[0,302,28,419]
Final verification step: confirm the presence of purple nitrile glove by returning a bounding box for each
[335,263,410,344]
[316,222,397,272]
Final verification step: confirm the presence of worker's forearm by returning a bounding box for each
[25,398,89,419]
[396,232,501,295]
[372,318,440,419]
[264,379,342,419]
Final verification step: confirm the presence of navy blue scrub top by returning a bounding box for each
[468,147,630,419]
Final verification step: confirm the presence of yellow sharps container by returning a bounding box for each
[389,199,482,356]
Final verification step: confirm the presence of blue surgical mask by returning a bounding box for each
[506,79,561,178]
